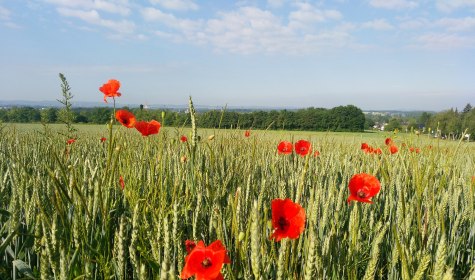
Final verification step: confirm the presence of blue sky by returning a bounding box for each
[0,0,474,110]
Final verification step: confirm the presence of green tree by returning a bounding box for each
[429,109,460,139]
[365,117,375,130]
[40,108,58,123]
[6,107,40,123]
[328,105,365,132]
[463,108,475,140]
[384,118,402,132]
[418,112,432,128]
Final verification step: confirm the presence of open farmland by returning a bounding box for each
[0,122,474,279]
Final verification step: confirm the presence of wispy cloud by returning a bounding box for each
[369,0,418,9]
[414,33,475,50]
[267,0,285,9]
[436,0,475,12]
[149,0,198,11]
[32,1,475,53]
[435,17,475,31]
[57,7,135,33]
[362,19,394,30]
[143,4,351,54]
[0,5,11,20]
[289,2,342,23]
[399,18,430,30]
[44,0,131,16]
[0,4,21,28]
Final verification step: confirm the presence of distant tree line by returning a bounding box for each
[0,105,366,132]
[365,103,475,139]
[419,104,475,139]
[2,104,474,137]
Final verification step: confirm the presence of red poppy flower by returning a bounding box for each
[314,150,320,157]
[361,143,369,150]
[115,110,136,128]
[385,137,392,146]
[294,140,311,156]
[67,138,75,145]
[389,145,398,154]
[277,141,293,155]
[181,240,230,280]
[409,147,420,153]
[135,120,161,136]
[101,137,107,143]
[180,135,188,142]
[270,198,306,242]
[373,148,382,155]
[185,240,196,253]
[347,173,381,204]
[119,176,125,190]
[244,130,250,137]
[99,79,122,103]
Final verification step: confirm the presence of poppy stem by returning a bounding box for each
[276,239,288,280]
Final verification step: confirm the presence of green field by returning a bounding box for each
[0,122,474,279]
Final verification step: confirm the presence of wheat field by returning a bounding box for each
[0,121,474,279]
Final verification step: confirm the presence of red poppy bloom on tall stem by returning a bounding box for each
[244,130,250,137]
[135,120,161,136]
[389,145,398,154]
[347,173,381,204]
[181,240,230,280]
[270,198,306,241]
[277,141,293,155]
[295,140,311,156]
[67,138,76,145]
[180,135,188,142]
[115,110,136,128]
[385,137,392,146]
[99,79,121,103]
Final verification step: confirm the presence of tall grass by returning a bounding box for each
[0,123,474,279]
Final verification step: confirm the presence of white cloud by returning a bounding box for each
[436,17,475,31]
[0,5,21,28]
[415,33,475,50]
[57,7,135,33]
[0,5,11,20]
[142,7,199,31]
[149,0,198,11]
[287,2,342,32]
[142,7,175,22]
[4,21,21,29]
[369,0,418,9]
[44,0,130,16]
[143,5,351,54]
[362,19,394,30]
[289,2,342,23]
[267,0,285,8]
[399,18,429,30]
[436,0,475,12]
